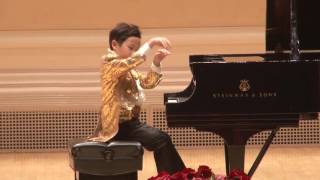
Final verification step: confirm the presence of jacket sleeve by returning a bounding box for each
[138,70,163,89]
[102,52,145,79]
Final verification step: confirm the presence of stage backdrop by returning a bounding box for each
[0,0,265,70]
[2,1,317,152]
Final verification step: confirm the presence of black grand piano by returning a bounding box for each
[164,0,320,177]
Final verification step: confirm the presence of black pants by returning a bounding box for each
[111,118,185,174]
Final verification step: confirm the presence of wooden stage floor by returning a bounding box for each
[0,145,319,180]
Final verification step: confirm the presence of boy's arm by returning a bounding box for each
[101,48,147,79]
[138,44,171,89]
[138,62,163,89]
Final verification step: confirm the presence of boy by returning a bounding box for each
[89,22,185,174]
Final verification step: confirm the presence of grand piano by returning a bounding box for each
[164,0,320,177]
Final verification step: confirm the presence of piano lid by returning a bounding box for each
[266,0,320,52]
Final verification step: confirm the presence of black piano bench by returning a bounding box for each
[68,139,144,180]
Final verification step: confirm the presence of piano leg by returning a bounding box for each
[248,128,279,177]
[196,127,283,177]
[224,144,245,174]
[224,128,279,177]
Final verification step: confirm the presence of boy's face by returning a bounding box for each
[112,37,141,58]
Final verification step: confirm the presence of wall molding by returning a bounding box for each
[0,26,264,111]
[0,68,191,111]
[0,27,265,69]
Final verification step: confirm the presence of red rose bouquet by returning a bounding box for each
[148,165,250,180]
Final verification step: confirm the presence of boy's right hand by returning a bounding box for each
[147,37,171,50]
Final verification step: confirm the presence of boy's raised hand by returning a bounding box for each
[153,48,171,66]
[147,37,172,50]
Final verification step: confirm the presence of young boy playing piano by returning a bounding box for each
[89,22,185,174]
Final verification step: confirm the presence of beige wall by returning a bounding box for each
[0,0,265,70]
[0,27,265,70]
[0,0,265,30]
[0,0,266,110]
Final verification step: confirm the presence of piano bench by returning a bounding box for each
[68,139,144,180]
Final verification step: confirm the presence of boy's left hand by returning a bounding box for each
[153,48,171,66]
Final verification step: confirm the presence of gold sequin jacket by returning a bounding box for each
[89,49,162,142]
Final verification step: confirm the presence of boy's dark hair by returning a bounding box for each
[109,23,141,50]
